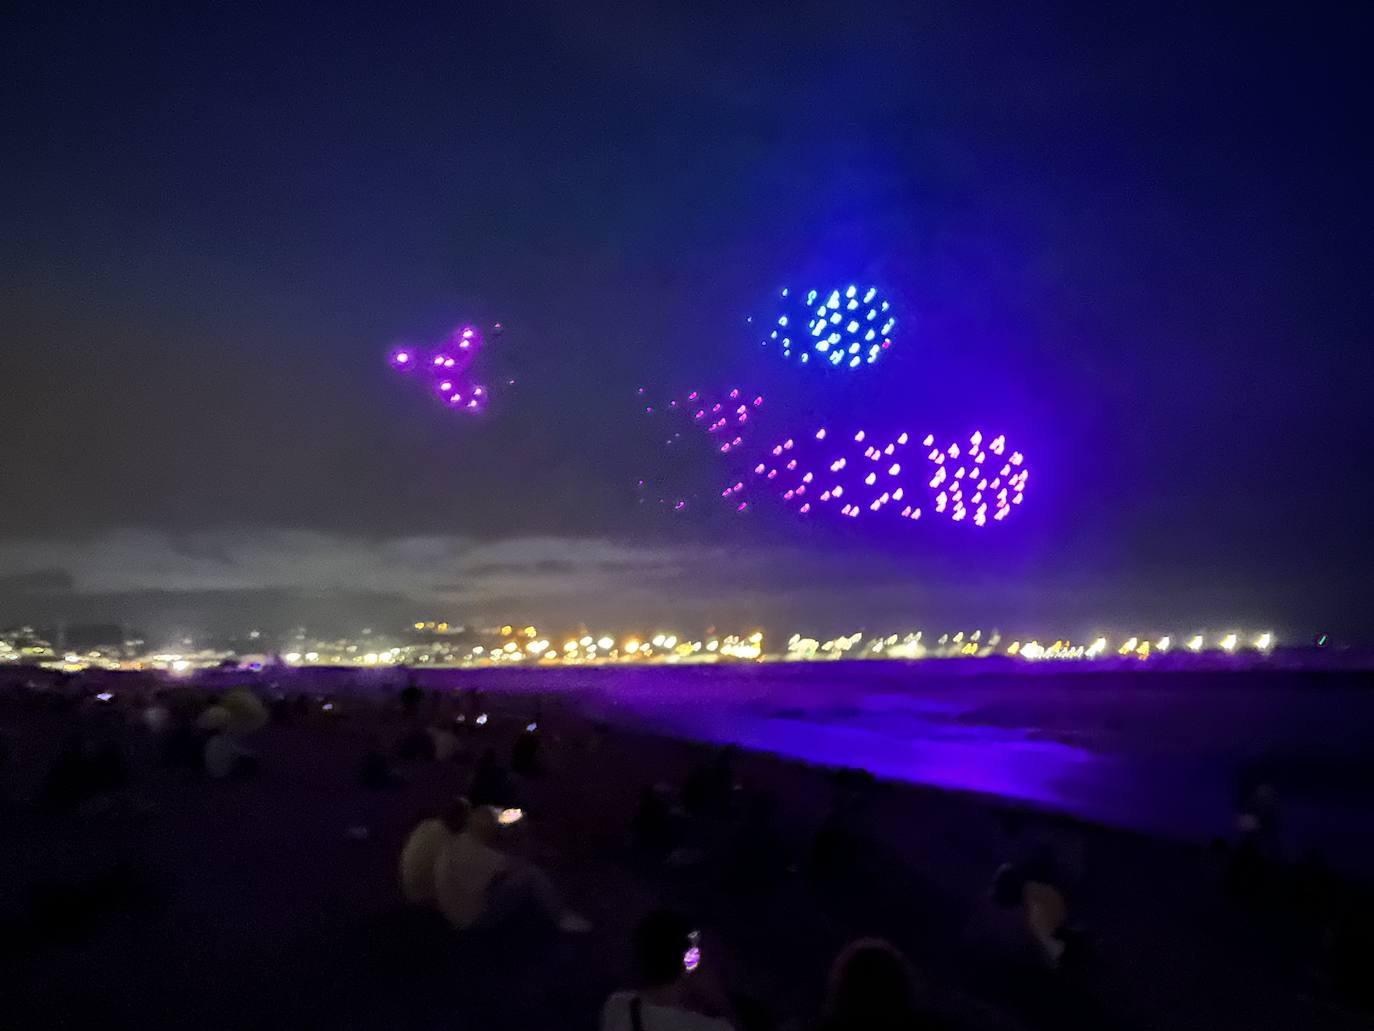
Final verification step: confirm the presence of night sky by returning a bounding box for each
[2,2,1370,641]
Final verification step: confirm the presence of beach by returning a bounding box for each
[2,665,1372,1029]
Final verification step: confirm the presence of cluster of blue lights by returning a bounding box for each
[763,285,896,368]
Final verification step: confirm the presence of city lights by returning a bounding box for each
[1,620,1290,675]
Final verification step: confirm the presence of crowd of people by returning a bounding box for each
[2,668,1373,1029]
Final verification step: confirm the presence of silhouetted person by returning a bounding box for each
[511,723,541,774]
[810,803,863,887]
[393,681,435,760]
[725,794,787,892]
[683,746,737,819]
[394,725,436,760]
[966,857,1087,1029]
[43,734,97,809]
[162,712,206,770]
[602,910,736,1031]
[0,730,14,810]
[631,783,678,863]
[43,733,126,809]
[360,739,405,789]
[821,938,933,1031]
[270,695,294,724]
[400,796,466,904]
[468,748,514,808]
[91,738,128,791]
[461,687,485,725]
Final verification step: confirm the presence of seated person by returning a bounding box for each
[602,910,736,1031]
[203,731,258,780]
[432,800,590,933]
[970,863,1068,970]
[427,723,461,762]
[141,697,172,735]
[399,799,461,904]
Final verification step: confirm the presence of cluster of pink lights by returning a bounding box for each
[390,325,490,412]
[756,428,1028,526]
[638,387,765,511]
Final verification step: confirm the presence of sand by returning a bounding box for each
[0,678,1370,1030]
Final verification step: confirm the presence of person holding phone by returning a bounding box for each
[401,797,590,933]
[601,910,736,1031]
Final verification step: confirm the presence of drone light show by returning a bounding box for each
[636,386,765,512]
[754,427,1028,527]
[760,284,897,369]
[389,324,505,413]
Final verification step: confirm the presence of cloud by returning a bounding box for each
[0,527,946,637]
[0,527,1299,642]
[0,567,75,593]
[0,528,717,608]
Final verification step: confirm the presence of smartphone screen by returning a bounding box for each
[683,930,701,972]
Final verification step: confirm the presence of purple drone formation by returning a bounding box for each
[760,284,897,368]
[637,386,765,511]
[754,427,1028,526]
[390,325,490,412]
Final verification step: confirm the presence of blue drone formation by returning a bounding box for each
[761,284,896,368]
[640,281,1032,529]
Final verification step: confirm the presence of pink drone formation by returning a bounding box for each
[390,325,490,412]
[753,427,1028,526]
[638,386,765,511]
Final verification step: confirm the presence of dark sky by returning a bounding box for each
[2,2,1371,641]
